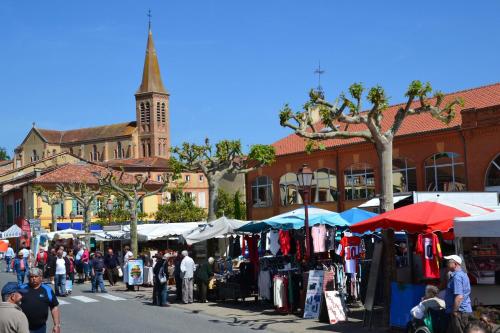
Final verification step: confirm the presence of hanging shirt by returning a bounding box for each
[279,230,291,256]
[311,225,327,253]
[415,233,442,279]
[258,270,272,300]
[337,236,361,274]
[268,230,280,255]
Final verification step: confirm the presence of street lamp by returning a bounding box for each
[69,211,76,230]
[106,199,114,225]
[297,164,314,259]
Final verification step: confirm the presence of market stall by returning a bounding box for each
[182,216,248,245]
[0,224,23,239]
[454,210,500,306]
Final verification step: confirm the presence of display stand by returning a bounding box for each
[362,241,383,329]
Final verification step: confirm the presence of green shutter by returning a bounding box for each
[55,203,63,217]
[72,200,77,215]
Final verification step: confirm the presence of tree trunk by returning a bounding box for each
[83,207,91,233]
[51,204,57,232]
[130,203,138,258]
[207,179,219,222]
[376,141,396,326]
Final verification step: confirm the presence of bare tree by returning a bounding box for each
[56,183,101,233]
[171,139,275,221]
[33,186,63,232]
[97,171,176,257]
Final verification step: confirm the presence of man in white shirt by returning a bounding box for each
[180,250,195,304]
[54,250,67,297]
[5,246,15,272]
[123,246,134,290]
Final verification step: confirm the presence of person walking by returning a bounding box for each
[19,268,60,333]
[13,252,29,287]
[153,253,170,307]
[174,252,183,301]
[444,255,473,333]
[123,246,134,291]
[54,250,67,297]
[196,257,214,303]
[81,247,90,282]
[35,248,48,279]
[180,250,195,304]
[0,282,30,333]
[46,248,57,285]
[4,245,15,272]
[66,250,75,294]
[91,251,107,293]
[104,249,119,286]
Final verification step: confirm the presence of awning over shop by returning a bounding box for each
[351,200,493,234]
[0,225,23,239]
[183,216,249,245]
[358,195,411,208]
[57,223,102,231]
[237,207,350,233]
[454,210,500,237]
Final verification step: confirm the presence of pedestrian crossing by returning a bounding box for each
[57,293,127,306]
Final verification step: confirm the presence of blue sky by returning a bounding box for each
[0,1,499,156]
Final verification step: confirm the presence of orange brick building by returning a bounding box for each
[246,83,500,220]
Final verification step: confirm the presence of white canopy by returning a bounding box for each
[454,210,500,237]
[182,216,249,245]
[44,228,85,241]
[0,225,23,239]
[93,223,200,242]
[358,195,411,208]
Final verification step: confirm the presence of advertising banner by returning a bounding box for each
[127,259,144,286]
[324,291,348,324]
[303,270,324,319]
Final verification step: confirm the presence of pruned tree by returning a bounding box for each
[280,81,464,323]
[97,171,176,257]
[33,185,64,232]
[171,139,275,221]
[56,183,101,233]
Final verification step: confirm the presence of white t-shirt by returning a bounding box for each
[267,230,280,255]
[55,258,66,275]
[21,248,30,259]
[123,251,133,265]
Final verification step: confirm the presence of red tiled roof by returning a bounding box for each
[31,163,161,186]
[36,122,136,144]
[101,157,170,169]
[273,83,500,156]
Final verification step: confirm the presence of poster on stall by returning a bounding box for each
[303,270,324,319]
[127,259,144,285]
[324,291,348,324]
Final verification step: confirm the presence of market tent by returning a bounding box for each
[351,200,493,234]
[0,225,23,239]
[454,210,500,237]
[136,223,200,241]
[182,216,249,245]
[340,208,378,224]
[44,228,85,241]
[238,207,350,233]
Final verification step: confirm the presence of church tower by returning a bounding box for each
[135,26,170,158]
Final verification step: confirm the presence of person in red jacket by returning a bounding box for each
[35,248,48,278]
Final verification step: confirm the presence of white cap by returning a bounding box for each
[444,255,462,265]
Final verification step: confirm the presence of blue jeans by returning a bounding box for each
[159,283,169,305]
[55,274,67,296]
[92,271,106,292]
[5,257,12,272]
[30,323,46,333]
[17,271,26,286]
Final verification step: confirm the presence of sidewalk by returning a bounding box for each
[108,283,387,333]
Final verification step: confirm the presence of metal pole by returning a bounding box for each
[304,189,311,259]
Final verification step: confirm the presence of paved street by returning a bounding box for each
[0,272,262,333]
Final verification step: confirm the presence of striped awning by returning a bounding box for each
[0,225,23,239]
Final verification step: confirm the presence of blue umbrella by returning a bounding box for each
[340,208,378,224]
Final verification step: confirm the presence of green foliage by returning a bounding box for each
[248,144,275,166]
[279,104,293,126]
[367,85,388,109]
[349,83,364,100]
[216,189,246,219]
[155,192,207,223]
[0,147,10,160]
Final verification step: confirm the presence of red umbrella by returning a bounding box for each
[350,200,492,234]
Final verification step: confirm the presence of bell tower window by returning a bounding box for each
[156,102,161,122]
[145,102,151,124]
[140,103,146,124]
[161,103,166,123]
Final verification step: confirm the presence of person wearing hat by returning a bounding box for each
[0,282,30,333]
[196,257,215,303]
[444,254,472,333]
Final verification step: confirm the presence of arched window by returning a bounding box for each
[252,176,273,208]
[31,149,39,162]
[425,152,466,191]
[279,173,302,206]
[156,102,161,122]
[92,145,98,161]
[140,103,146,124]
[485,154,500,190]
[344,163,375,200]
[147,143,151,157]
[393,158,417,192]
[313,168,338,202]
[161,103,166,123]
[142,143,146,158]
[117,142,122,159]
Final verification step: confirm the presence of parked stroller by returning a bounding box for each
[407,308,448,333]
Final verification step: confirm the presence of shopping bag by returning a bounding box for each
[117,267,123,277]
[65,280,73,291]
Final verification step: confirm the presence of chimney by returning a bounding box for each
[34,168,42,178]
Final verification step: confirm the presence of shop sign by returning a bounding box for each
[127,259,144,285]
[303,270,324,319]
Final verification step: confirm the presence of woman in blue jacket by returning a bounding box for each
[12,251,29,286]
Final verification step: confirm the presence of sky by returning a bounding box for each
[0,1,499,157]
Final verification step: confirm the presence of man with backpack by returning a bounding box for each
[91,251,107,293]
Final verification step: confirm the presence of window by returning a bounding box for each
[92,145,99,161]
[313,168,338,202]
[161,103,166,123]
[199,175,204,182]
[344,163,375,200]
[485,154,500,188]
[392,158,417,192]
[145,102,151,124]
[157,175,162,182]
[140,103,146,123]
[31,149,39,162]
[252,176,273,207]
[425,152,466,191]
[198,192,206,208]
[72,200,83,216]
[117,142,123,159]
[185,175,191,182]
[14,199,22,217]
[279,173,302,206]
[156,102,161,122]
[54,201,64,218]
[147,143,151,157]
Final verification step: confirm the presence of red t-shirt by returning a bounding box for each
[337,236,361,274]
[279,230,291,256]
[415,233,442,279]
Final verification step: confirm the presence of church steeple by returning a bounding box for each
[136,28,168,95]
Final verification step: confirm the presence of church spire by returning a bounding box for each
[136,26,168,95]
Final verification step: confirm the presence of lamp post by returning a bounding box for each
[106,199,113,225]
[69,211,76,230]
[297,164,314,259]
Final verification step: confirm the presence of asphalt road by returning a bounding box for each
[0,271,256,333]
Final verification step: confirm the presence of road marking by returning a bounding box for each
[95,294,126,301]
[58,300,70,305]
[70,296,99,303]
